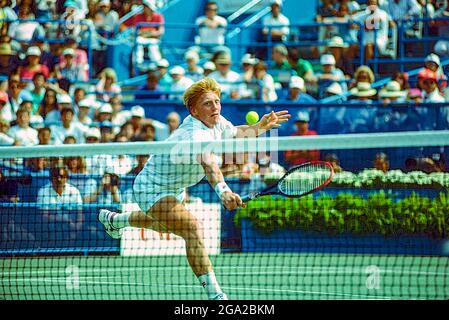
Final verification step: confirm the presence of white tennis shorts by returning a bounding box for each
[132,174,186,213]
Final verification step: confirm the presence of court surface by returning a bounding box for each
[1,253,448,300]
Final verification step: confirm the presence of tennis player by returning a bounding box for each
[99,78,290,300]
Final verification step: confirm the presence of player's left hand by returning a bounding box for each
[258,110,290,130]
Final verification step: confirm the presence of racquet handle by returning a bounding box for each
[241,193,256,203]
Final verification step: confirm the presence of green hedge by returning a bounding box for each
[235,192,449,239]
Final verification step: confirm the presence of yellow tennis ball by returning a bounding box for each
[246,111,259,125]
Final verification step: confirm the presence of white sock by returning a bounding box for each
[111,212,131,229]
[198,272,223,299]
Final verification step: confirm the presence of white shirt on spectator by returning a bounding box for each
[262,13,290,41]
[0,132,14,146]
[7,126,38,146]
[423,88,445,103]
[209,70,244,98]
[386,0,421,21]
[50,122,88,144]
[354,6,389,52]
[8,19,41,42]
[195,15,227,45]
[259,74,278,102]
[37,182,83,210]
[45,110,61,125]
[0,105,14,123]
[169,77,194,100]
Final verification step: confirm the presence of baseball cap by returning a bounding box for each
[131,105,145,118]
[271,0,283,7]
[85,127,101,139]
[417,68,438,81]
[142,0,157,11]
[289,76,305,90]
[57,94,72,104]
[19,90,33,102]
[185,50,199,62]
[26,46,41,57]
[0,91,8,103]
[203,61,216,71]
[64,0,80,9]
[78,99,92,108]
[157,58,169,68]
[169,66,185,75]
[99,103,113,114]
[320,54,336,65]
[100,120,113,129]
[327,36,348,48]
[273,44,288,56]
[241,53,257,65]
[425,53,440,66]
[326,82,343,95]
[295,111,310,122]
[98,0,111,5]
[63,48,75,56]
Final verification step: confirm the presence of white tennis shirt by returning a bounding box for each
[134,115,237,192]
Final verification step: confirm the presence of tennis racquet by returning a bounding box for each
[241,161,334,202]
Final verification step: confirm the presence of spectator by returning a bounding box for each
[392,71,410,91]
[323,82,345,100]
[385,0,421,22]
[99,120,115,143]
[7,107,38,146]
[59,0,86,39]
[0,117,14,146]
[208,52,244,99]
[76,98,93,126]
[36,166,83,234]
[270,44,296,84]
[54,48,87,83]
[95,0,119,33]
[253,61,277,102]
[324,153,343,173]
[194,1,227,56]
[136,70,167,100]
[96,67,121,102]
[50,107,87,144]
[282,76,317,104]
[37,126,52,145]
[129,154,150,175]
[84,127,101,144]
[37,88,58,121]
[0,1,17,36]
[84,172,121,204]
[64,155,87,175]
[255,152,286,179]
[349,82,377,102]
[423,53,447,91]
[0,91,12,123]
[202,61,216,77]
[326,36,353,76]
[23,72,47,116]
[97,103,113,123]
[407,88,423,104]
[27,156,49,173]
[287,47,315,88]
[315,53,347,98]
[45,93,73,125]
[420,69,445,102]
[166,111,180,136]
[374,152,389,173]
[72,87,86,111]
[110,94,130,127]
[64,135,77,144]
[6,73,24,118]
[8,4,43,50]
[378,80,407,104]
[240,53,257,83]
[185,50,204,82]
[32,35,58,72]
[0,42,19,76]
[119,121,135,141]
[316,0,337,22]
[349,65,375,90]
[137,121,156,141]
[120,0,164,64]
[19,93,44,127]
[352,0,391,62]
[169,66,194,100]
[284,111,320,168]
[19,46,50,80]
[129,105,145,138]
[262,0,290,42]
[59,36,89,81]
[156,58,172,91]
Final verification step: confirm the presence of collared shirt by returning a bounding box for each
[37,183,82,210]
[423,88,445,103]
[195,15,227,45]
[262,14,290,41]
[7,125,38,146]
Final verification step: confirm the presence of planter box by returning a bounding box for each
[240,219,449,256]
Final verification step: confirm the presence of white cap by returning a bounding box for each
[142,0,157,11]
[185,50,199,62]
[26,46,41,57]
[78,98,92,108]
[98,0,110,5]
[203,61,216,71]
[320,54,336,65]
[63,48,75,56]
[57,94,72,104]
[85,127,101,139]
[241,53,257,65]
[326,82,343,95]
[295,111,310,122]
[170,65,185,75]
[425,53,440,66]
[99,103,113,114]
[271,0,283,6]
[289,76,305,90]
[157,58,169,68]
[131,105,145,118]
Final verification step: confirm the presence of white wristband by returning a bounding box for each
[214,182,232,198]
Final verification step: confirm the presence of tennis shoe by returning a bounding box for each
[98,209,122,239]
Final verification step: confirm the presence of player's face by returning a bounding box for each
[191,92,221,128]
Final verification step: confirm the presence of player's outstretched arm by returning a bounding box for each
[235,110,290,138]
[198,153,245,210]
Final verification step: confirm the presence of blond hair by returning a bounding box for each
[183,77,221,111]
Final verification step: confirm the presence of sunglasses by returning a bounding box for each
[206,7,218,11]
[52,173,68,179]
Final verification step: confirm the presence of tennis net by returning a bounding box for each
[1,130,448,300]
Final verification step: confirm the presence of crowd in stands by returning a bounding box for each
[0,0,449,186]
